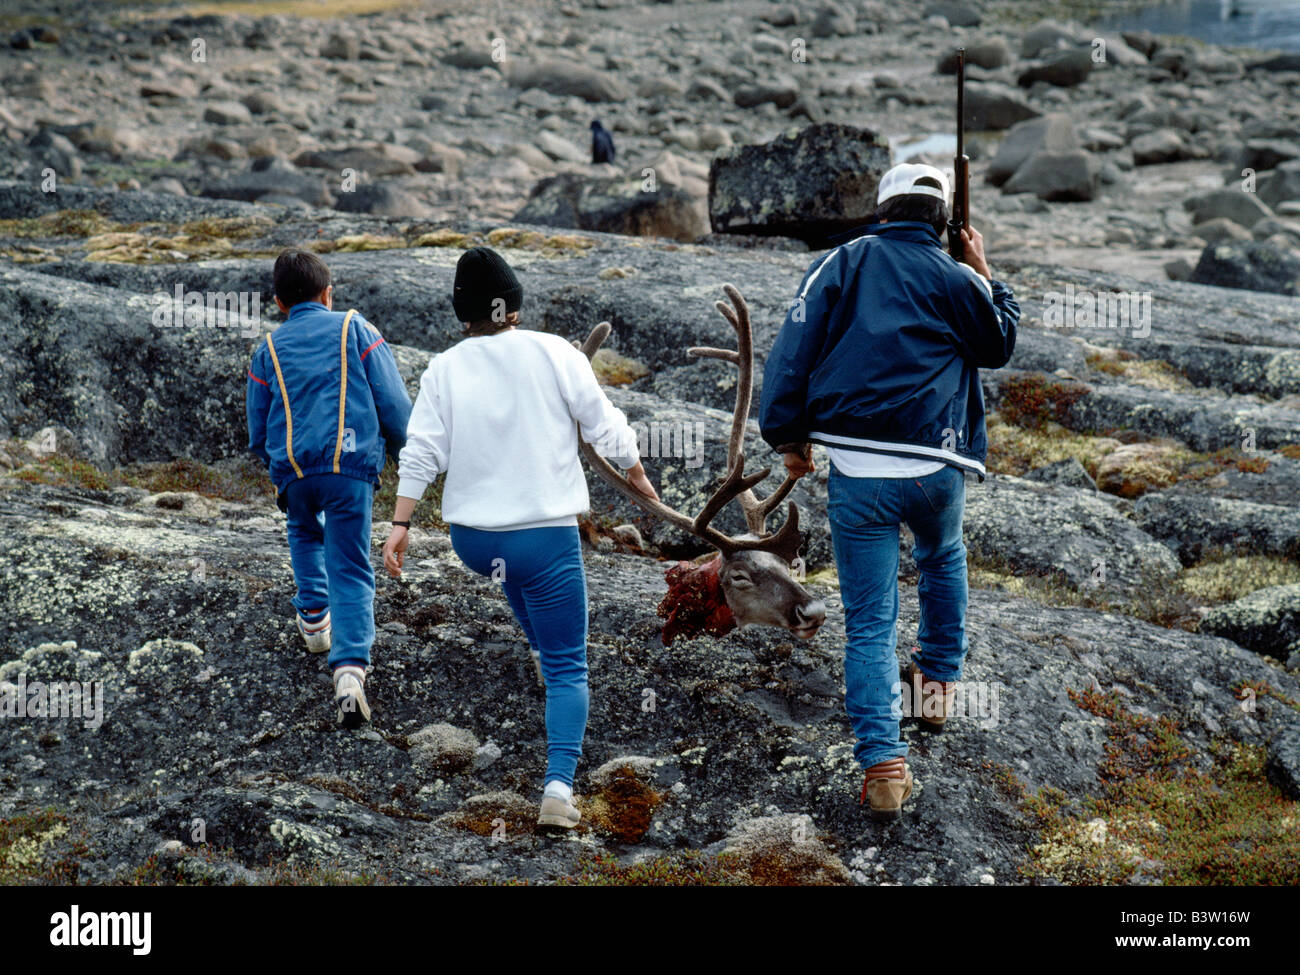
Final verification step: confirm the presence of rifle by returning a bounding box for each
[948,47,969,263]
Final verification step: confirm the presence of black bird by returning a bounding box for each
[590,119,616,164]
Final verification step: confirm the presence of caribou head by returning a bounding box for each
[579,284,826,646]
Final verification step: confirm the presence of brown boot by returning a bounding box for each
[859,757,913,819]
[909,662,955,733]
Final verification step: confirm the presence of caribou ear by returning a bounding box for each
[764,502,804,566]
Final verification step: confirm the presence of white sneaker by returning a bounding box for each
[537,795,581,829]
[333,665,370,728]
[297,611,331,654]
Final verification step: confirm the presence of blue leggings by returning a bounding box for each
[449,524,589,789]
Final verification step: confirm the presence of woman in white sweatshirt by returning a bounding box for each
[381,247,657,829]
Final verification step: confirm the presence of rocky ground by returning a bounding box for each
[1,0,1299,885]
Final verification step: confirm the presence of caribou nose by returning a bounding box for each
[793,599,827,636]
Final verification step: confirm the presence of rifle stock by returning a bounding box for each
[948,47,969,262]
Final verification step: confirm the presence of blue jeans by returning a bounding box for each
[828,464,969,770]
[450,524,589,789]
[283,473,375,671]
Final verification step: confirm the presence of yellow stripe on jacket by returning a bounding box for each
[266,332,304,479]
[333,309,356,473]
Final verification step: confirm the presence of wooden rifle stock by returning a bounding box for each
[948,47,970,262]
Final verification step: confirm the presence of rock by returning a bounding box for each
[240,91,278,116]
[687,77,731,102]
[987,114,1079,186]
[534,130,587,164]
[808,2,855,38]
[1240,140,1300,173]
[1021,19,1080,58]
[201,157,333,207]
[1266,721,1300,799]
[1095,443,1185,499]
[321,33,360,60]
[938,37,1011,73]
[963,83,1041,131]
[1259,160,1300,209]
[442,42,495,70]
[1200,584,1300,657]
[1193,217,1252,246]
[707,123,891,246]
[1092,32,1148,67]
[722,814,852,885]
[698,124,732,152]
[407,722,480,773]
[1134,493,1300,565]
[1150,46,1196,78]
[1002,150,1098,202]
[414,144,466,177]
[923,2,981,27]
[1018,48,1094,88]
[202,101,254,126]
[1250,52,1300,73]
[506,59,629,102]
[1191,240,1300,297]
[292,144,420,177]
[1183,189,1274,229]
[732,77,800,109]
[514,170,707,242]
[333,182,431,218]
[1131,129,1191,166]
[1024,458,1097,492]
[964,475,1181,593]
[138,492,221,519]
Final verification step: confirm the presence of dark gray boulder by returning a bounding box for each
[708,123,891,246]
[1200,584,1300,657]
[514,171,707,242]
[1018,48,1093,88]
[963,82,1041,131]
[1192,240,1300,297]
[987,114,1079,186]
[1134,493,1300,565]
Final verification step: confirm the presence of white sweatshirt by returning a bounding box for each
[396,328,641,530]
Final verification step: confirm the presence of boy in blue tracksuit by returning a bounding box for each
[759,163,1019,817]
[246,250,412,727]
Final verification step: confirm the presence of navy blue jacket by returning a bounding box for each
[758,221,1019,479]
[247,302,412,491]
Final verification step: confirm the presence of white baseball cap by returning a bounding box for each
[876,162,951,206]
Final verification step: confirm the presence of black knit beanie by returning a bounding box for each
[452,246,523,324]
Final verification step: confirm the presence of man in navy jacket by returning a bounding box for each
[759,163,1019,818]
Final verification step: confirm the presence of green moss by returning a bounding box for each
[1180,555,1300,604]
[985,414,1116,479]
[1001,687,1300,885]
[1086,352,1193,392]
[0,808,91,884]
[0,209,119,239]
[554,851,743,886]
[11,454,113,492]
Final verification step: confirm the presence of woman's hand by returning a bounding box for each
[626,460,660,501]
[382,526,408,578]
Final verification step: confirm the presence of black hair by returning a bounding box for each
[873,177,949,237]
[273,250,331,308]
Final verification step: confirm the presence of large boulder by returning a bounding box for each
[1184,188,1275,228]
[1020,19,1081,58]
[200,156,333,207]
[514,170,707,242]
[1134,493,1300,565]
[962,83,1041,131]
[505,58,629,102]
[986,114,1079,186]
[707,123,891,246]
[1018,48,1093,88]
[1191,240,1300,297]
[1200,584,1300,657]
[1001,149,1098,202]
[1259,160,1300,209]
[291,143,421,177]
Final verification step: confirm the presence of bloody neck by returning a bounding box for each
[657,554,737,646]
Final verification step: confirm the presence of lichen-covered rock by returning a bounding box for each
[1200,584,1300,657]
[721,813,852,885]
[707,123,891,246]
[1134,493,1300,564]
[408,723,480,774]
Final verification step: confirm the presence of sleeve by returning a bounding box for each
[356,318,413,460]
[395,359,450,500]
[555,343,641,470]
[949,267,1019,369]
[245,344,272,469]
[758,249,838,452]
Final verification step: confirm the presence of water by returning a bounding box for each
[1095,0,1300,52]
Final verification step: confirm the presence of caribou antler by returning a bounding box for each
[687,284,800,538]
[576,286,803,565]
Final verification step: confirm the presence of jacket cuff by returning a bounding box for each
[396,476,428,501]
